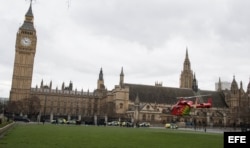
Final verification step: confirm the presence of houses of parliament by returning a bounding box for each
[9,4,250,126]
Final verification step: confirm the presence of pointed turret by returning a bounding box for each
[135,93,140,105]
[62,82,65,90]
[239,80,244,94]
[40,79,44,88]
[119,67,124,88]
[218,77,222,91]
[240,81,243,90]
[49,81,52,89]
[20,3,35,31]
[247,78,250,93]
[97,68,105,89]
[26,3,33,18]
[192,73,198,92]
[99,68,104,81]
[230,76,238,94]
[69,81,73,90]
[183,47,191,71]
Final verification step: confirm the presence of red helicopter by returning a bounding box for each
[171,95,212,116]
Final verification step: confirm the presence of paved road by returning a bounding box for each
[150,126,241,134]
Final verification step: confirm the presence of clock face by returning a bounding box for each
[21,37,31,46]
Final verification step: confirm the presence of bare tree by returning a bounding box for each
[23,96,41,119]
[5,100,21,119]
[6,96,41,119]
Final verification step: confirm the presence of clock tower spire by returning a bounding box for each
[179,47,193,89]
[10,3,37,101]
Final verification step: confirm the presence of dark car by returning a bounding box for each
[14,116,30,122]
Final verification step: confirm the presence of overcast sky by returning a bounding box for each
[0,0,250,98]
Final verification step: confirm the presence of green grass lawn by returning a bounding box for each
[0,123,223,148]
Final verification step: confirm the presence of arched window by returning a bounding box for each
[151,115,155,121]
[119,103,123,109]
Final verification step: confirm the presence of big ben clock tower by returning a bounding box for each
[10,3,37,101]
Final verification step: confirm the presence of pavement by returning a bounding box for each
[150,126,242,134]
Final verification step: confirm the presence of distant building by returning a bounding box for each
[0,98,8,101]
[8,3,250,127]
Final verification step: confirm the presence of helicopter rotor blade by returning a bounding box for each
[176,94,211,99]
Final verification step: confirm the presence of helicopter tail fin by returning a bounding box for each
[208,98,212,103]
[207,98,212,108]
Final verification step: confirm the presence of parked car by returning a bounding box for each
[51,119,57,124]
[122,121,133,127]
[165,123,178,129]
[67,120,76,125]
[51,118,67,124]
[14,116,30,122]
[107,121,120,126]
[139,122,150,127]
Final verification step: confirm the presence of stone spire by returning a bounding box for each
[40,79,44,88]
[192,73,198,92]
[119,67,124,88]
[217,77,222,91]
[247,78,250,93]
[135,93,140,105]
[49,80,52,89]
[26,2,33,17]
[99,68,104,81]
[20,2,35,31]
[180,47,193,88]
[183,47,191,71]
[97,68,105,89]
[230,75,238,94]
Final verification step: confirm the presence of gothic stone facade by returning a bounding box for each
[9,5,250,126]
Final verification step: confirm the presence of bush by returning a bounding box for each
[0,120,13,128]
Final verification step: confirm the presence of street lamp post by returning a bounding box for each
[43,94,47,124]
[248,94,250,123]
[2,98,5,122]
